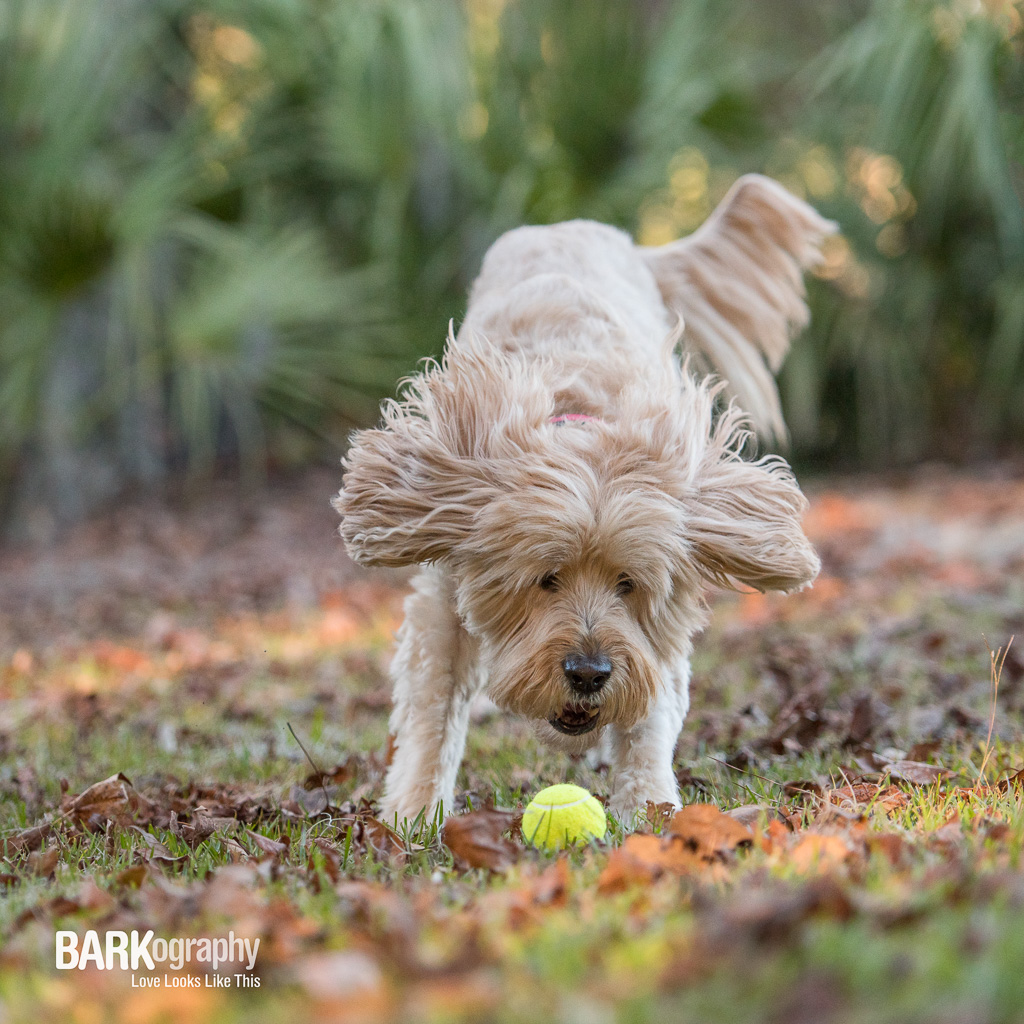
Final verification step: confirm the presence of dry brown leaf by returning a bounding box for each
[131,826,188,869]
[908,739,942,763]
[200,865,267,919]
[478,858,571,931]
[707,876,854,948]
[810,800,864,828]
[668,804,753,862]
[28,847,59,878]
[844,693,878,747]
[882,760,952,785]
[442,809,520,872]
[363,817,408,862]
[645,801,677,831]
[337,813,408,864]
[169,809,235,848]
[929,816,963,849]
[314,837,343,873]
[245,828,290,860]
[828,783,908,813]
[598,833,704,891]
[675,767,711,792]
[982,820,1012,843]
[62,773,134,826]
[761,687,826,754]
[116,863,149,888]
[79,877,116,914]
[756,819,793,854]
[1,821,52,856]
[528,857,570,908]
[788,834,853,874]
[866,833,908,866]
[782,781,825,802]
[131,826,176,859]
[303,755,361,792]
[12,895,83,932]
[726,804,784,829]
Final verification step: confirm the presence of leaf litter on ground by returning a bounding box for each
[2,468,1024,1021]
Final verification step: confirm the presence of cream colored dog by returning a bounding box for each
[334,175,835,825]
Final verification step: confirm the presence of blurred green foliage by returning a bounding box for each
[2,0,1023,524]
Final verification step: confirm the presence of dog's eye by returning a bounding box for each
[616,575,635,596]
[539,573,559,591]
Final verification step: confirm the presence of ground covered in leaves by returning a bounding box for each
[2,464,1024,1023]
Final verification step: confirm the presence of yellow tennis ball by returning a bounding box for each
[522,784,606,852]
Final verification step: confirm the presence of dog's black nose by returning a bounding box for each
[562,653,612,694]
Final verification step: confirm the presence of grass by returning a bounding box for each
[2,480,1024,1022]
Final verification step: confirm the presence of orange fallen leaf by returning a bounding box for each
[645,800,677,831]
[788,834,852,874]
[598,833,703,892]
[668,804,753,862]
[757,819,793,854]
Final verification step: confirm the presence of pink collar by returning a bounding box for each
[549,413,597,426]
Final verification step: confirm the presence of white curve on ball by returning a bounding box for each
[533,795,596,812]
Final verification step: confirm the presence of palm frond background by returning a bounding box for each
[2,0,1023,526]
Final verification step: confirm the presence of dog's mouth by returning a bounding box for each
[549,703,601,735]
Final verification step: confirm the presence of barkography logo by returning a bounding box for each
[56,930,261,988]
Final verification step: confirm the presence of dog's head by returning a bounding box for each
[334,334,819,744]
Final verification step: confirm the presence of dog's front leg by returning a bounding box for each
[381,565,480,826]
[606,659,691,826]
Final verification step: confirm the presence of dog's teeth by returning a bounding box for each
[557,704,599,724]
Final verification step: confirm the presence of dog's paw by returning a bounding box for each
[607,794,681,832]
[607,775,681,831]
[380,786,443,831]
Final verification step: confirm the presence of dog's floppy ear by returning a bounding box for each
[333,417,491,568]
[333,329,546,567]
[684,404,820,593]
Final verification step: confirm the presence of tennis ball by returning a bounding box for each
[522,784,606,852]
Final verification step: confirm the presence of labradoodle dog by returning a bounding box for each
[334,175,835,825]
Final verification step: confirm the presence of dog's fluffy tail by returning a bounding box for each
[641,174,837,442]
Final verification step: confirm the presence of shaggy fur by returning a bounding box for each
[334,174,836,824]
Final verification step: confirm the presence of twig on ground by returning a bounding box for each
[977,636,1014,790]
[286,721,333,814]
